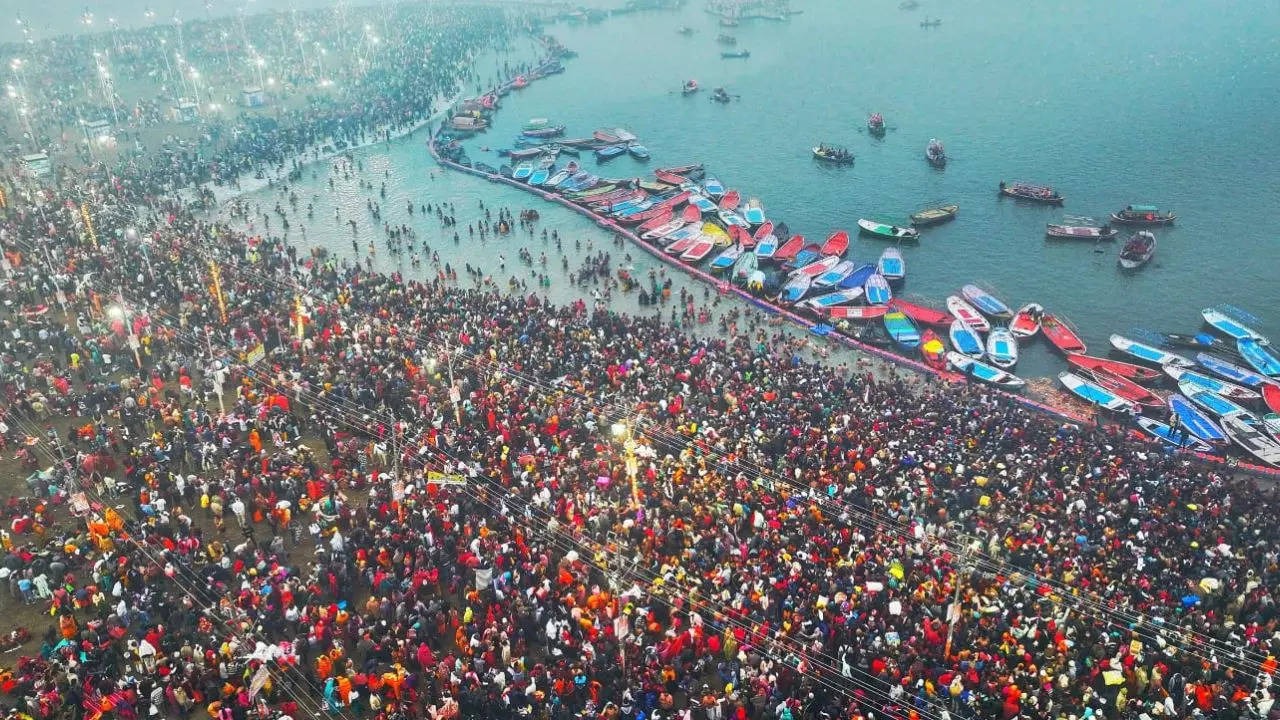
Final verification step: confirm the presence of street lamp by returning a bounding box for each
[611,422,641,511]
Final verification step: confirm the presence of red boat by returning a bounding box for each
[637,209,675,232]
[719,190,741,211]
[1065,353,1163,383]
[656,190,691,209]
[657,163,703,176]
[619,205,670,226]
[730,225,754,249]
[828,305,889,321]
[753,221,774,243]
[890,299,951,328]
[774,235,805,261]
[1264,383,1280,414]
[681,205,702,222]
[820,230,850,256]
[920,329,947,370]
[1087,368,1165,408]
[654,170,689,186]
[1040,313,1087,354]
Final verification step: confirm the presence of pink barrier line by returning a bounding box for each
[427,115,1280,480]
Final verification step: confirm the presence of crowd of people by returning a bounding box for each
[0,7,1279,720]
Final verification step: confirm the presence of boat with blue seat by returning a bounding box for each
[1109,334,1192,367]
[864,273,893,305]
[1195,352,1277,389]
[883,311,921,349]
[949,319,984,359]
[1202,307,1268,344]
[1059,371,1135,413]
[837,263,877,290]
[948,352,1026,389]
[814,259,857,288]
[1238,339,1280,377]
[878,248,906,283]
[1168,394,1227,444]
[986,327,1019,368]
[1135,416,1212,452]
[1165,365,1260,401]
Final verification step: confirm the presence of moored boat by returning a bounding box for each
[1040,313,1087,354]
[920,329,947,369]
[948,319,985,359]
[641,217,684,240]
[754,234,779,260]
[681,235,718,263]
[682,79,699,95]
[867,112,886,137]
[627,144,651,160]
[1088,368,1164,408]
[892,298,950,327]
[794,255,841,279]
[829,305,889,321]
[864,273,893,305]
[837,263,877,291]
[1180,382,1251,419]
[999,181,1064,205]
[777,273,812,303]
[1111,204,1176,226]
[910,204,958,227]
[718,189,741,211]
[949,352,1026,390]
[960,284,1013,320]
[522,125,565,138]
[1168,394,1227,445]
[1165,365,1260,401]
[1201,307,1268,344]
[800,287,864,310]
[877,247,906,282]
[512,163,534,181]
[1010,303,1043,338]
[883,311,921,348]
[1065,354,1164,383]
[528,168,550,186]
[595,144,628,161]
[1110,334,1192,367]
[1117,231,1156,270]
[945,296,990,332]
[821,230,849,256]
[1238,339,1280,377]
[731,250,758,284]
[986,327,1019,368]
[1195,352,1275,389]
[925,138,947,168]
[708,244,744,273]
[773,235,805,262]
[812,144,854,164]
[1219,413,1280,467]
[1135,416,1212,452]
[858,219,920,241]
[743,199,765,225]
[1045,223,1117,240]
[1058,371,1136,413]
[1265,384,1280,414]
[786,243,822,269]
[813,259,858,288]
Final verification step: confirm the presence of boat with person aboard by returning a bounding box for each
[812,144,854,164]
[999,181,1064,205]
[867,112,886,137]
[682,79,699,95]
[1112,204,1176,226]
[1117,231,1156,270]
[925,138,947,168]
[910,204,958,227]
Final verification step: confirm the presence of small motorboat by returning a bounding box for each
[1010,303,1043,339]
[1045,223,1118,240]
[1166,365,1261,401]
[883,311,921,349]
[595,144,628,161]
[1065,354,1163,383]
[721,50,751,59]
[711,87,732,103]
[910,204,958,227]
[1118,231,1156,270]
[682,79,699,95]
[702,177,726,198]
[949,352,1026,390]
[773,235,805,262]
[1088,368,1164,409]
[812,144,854,164]
[867,112,886,137]
[1110,334,1192,367]
[858,219,920,241]
[512,163,534,181]
[1111,204,1176,226]
[1058,371,1135,414]
[864,273,893,305]
[1238,338,1280,377]
[1219,413,1280,467]
[925,138,947,168]
[986,327,1019,368]
[1039,313,1086,354]
[627,144,651,160]
[946,296,990,333]
[877,247,906,282]
[716,33,737,44]
[999,180,1064,205]
[522,125,566,138]
[522,118,551,131]
[1201,307,1268,344]
[1265,383,1280,414]
[1195,352,1275,389]
[743,199,766,225]
[708,244,744,273]
[920,329,947,370]
[1135,416,1212,452]
[1162,332,1242,359]
[820,230,849,256]
[949,319,985,359]
[961,284,1013,320]
[837,263,877,291]
[1168,394,1227,445]
[800,287,864,311]
[813,259,857,288]
[829,305,889,321]
[777,273,813,304]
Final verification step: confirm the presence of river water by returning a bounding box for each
[225,0,1280,383]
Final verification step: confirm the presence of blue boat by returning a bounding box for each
[961,284,1014,319]
[883,311,921,348]
[614,201,656,218]
[814,259,857,288]
[838,264,877,290]
[1109,334,1192,367]
[1165,365,1260,401]
[544,168,572,188]
[864,273,893,305]
[947,352,1025,389]
[512,164,534,182]
[742,199,766,225]
[948,319,984,359]
[1179,382,1250,419]
[1135,416,1213,452]
[1058,371,1135,413]
[801,287,865,310]
[595,145,627,161]
[777,273,812,303]
[1168,394,1227,444]
[708,244,744,273]
[627,144,651,160]
[877,248,905,282]
[703,177,726,197]
[1202,307,1268,344]
[1195,352,1274,388]
[754,235,779,260]
[986,327,1019,368]
[718,210,751,228]
[688,194,718,213]
[1238,339,1280,377]
[528,168,550,186]
[790,245,821,269]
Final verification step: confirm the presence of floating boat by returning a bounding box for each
[829,305,889,321]
[794,255,841,279]
[812,144,854,164]
[1162,332,1242,358]
[544,168,573,188]
[1180,382,1251,419]
[711,87,732,103]
[925,138,947,168]
[528,168,550,186]
[867,112,886,137]
[1238,339,1280,376]
[718,190,741,211]
[910,204,958,227]
[627,144,651,160]
[1045,223,1118,240]
[999,181,1064,205]
[920,329,947,369]
[787,243,822,269]
[1219,413,1280,467]
[1266,414,1280,441]
[960,285,1014,319]
[1109,334,1192,367]
[754,234,779,260]
[1009,303,1043,338]
[743,199,765,225]
[1265,384,1280,414]
[1165,365,1260,401]
[1195,352,1276,389]
[777,273,813,303]
[858,219,920,241]
[522,125,565,138]
[708,244,744,272]
[801,287,864,310]
[1117,231,1156,270]
[731,250,758,284]
[522,118,551,131]
[512,163,534,181]
[682,79,699,95]
[592,129,622,144]
[1040,314,1087,354]
[1135,416,1212,452]
[721,50,751,59]
[948,319,985,359]
[877,247,906,282]
[641,217,685,240]
[774,235,805,262]
[498,164,515,178]
[654,170,689,186]
[837,263,877,291]
[681,235,718,263]
[701,223,732,247]
[883,311,921,348]
[1168,394,1227,444]
[702,177,726,198]
[821,230,849,256]
[663,226,702,254]
[1058,371,1135,413]
[716,33,737,44]
[891,298,950,327]
[688,194,718,214]
[1065,354,1163,383]
[752,221,774,245]
[864,273,893,305]
[595,144,628,161]
[657,163,704,178]
[718,210,750,228]
[948,352,1026,390]
[946,296,990,332]
[851,322,894,347]
[1089,369,1164,408]
[813,259,858,288]
[1201,307,1268,344]
[1111,204,1176,226]
[729,225,755,250]
[986,327,1019,368]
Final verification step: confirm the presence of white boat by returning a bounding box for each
[1178,382,1250,419]
[948,319,985,359]
[960,284,1013,319]
[946,296,990,332]
[1165,365,1261,401]
[947,352,1025,389]
[858,218,920,240]
[777,273,812,304]
[1010,303,1043,339]
[1059,371,1137,413]
[877,247,906,281]
[1202,308,1268,345]
[1109,334,1193,367]
[863,273,892,305]
[1219,413,1280,467]
[641,218,686,240]
[800,287,864,310]
[1135,416,1212,452]
[985,327,1019,368]
[813,259,857,288]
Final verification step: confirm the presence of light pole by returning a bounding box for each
[189,68,202,106]
[159,38,176,98]
[108,290,142,368]
[611,422,641,512]
[10,58,36,150]
[221,31,232,72]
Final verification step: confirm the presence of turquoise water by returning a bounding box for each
[235,0,1280,380]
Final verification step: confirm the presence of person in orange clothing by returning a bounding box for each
[248,428,263,455]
